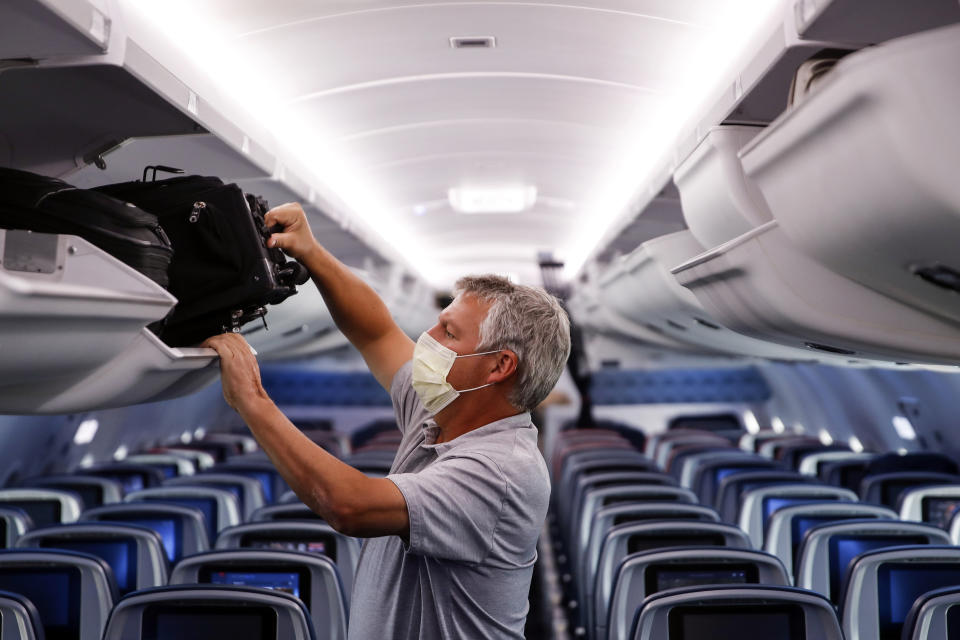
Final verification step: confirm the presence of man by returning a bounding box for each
[204,202,571,639]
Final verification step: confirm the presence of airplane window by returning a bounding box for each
[141,605,277,640]
[645,563,758,594]
[828,535,927,604]
[0,567,81,640]
[878,564,960,640]
[668,604,805,640]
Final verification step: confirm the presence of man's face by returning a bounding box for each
[427,293,495,391]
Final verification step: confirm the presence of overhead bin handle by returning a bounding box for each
[142,165,185,182]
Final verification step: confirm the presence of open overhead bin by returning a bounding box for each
[673,126,772,248]
[672,221,960,366]
[1,0,110,60]
[740,23,960,327]
[0,230,218,414]
[598,230,832,363]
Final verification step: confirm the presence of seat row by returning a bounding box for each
[548,424,960,640]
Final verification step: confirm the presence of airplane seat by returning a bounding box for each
[677,450,764,490]
[778,443,850,471]
[645,429,728,464]
[840,546,960,640]
[631,585,843,640]
[215,522,360,601]
[0,589,46,640]
[566,475,683,551]
[17,522,168,595]
[341,452,395,478]
[279,491,300,504]
[0,489,83,528]
[152,447,217,472]
[897,484,960,527]
[592,521,752,639]
[554,448,653,493]
[163,473,266,521]
[167,441,235,464]
[22,475,124,509]
[736,484,858,548]
[666,413,743,439]
[797,451,875,478]
[101,585,315,640]
[864,452,959,477]
[794,520,951,606]
[251,504,324,523]
[714,471,818,524]
[124,487,241,543]
[691,458,783,508]
[763,502,898,581]
[211,462,289,505]
[298,430,350,459]
[757,436,819,460]
[0,549,116,640]
[901,585,960,640]
[858,471,959,508]
[202,433,258,457]
[124,454,197,479]
[607,548,789,640]
[551,441,635,483]
[663,443,735,478]
[77,464,166,493]
[80,503,209,563]
[742,431,798,455]
[566,419,647,451]
[170,549,347,640]
[0,508,32,548]
[349,419,399,450]
[819,457,876,492]
[576,504,721,631]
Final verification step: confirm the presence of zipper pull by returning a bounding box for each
[189,201,206,223]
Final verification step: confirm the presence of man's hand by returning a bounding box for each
[202,333,270,413]
[264,202,318,262]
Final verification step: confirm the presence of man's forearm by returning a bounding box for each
[300,242,396,352]
[237,396,409,537]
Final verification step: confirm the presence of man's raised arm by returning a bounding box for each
[264,203,414,390]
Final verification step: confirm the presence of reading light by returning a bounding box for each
[113,445,129,461]
[73,418,99,445]
[848,436,864,453]
[892,415,917,440]
[819,429,834,445]
[742,410,760,434]
[448,186,537,214]
[771,417,786,433]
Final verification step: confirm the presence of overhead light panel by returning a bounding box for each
[448,186,537,214]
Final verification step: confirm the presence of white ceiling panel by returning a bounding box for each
[128,0,789,288]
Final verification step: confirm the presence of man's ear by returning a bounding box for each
[489,350,518,383]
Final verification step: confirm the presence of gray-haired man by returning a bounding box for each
[205,202,572,639]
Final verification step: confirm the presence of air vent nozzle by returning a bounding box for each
[449,36,496,49]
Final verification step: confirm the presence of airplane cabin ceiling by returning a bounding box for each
[131,0,787,287]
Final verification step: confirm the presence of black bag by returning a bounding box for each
[0,167,173,287]
[94,173,309,346]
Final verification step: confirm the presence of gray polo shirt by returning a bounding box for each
[347,361,551,640]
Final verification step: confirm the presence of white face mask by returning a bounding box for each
[411,332,501,415]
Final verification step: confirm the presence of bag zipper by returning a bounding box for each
[189,201,206,223]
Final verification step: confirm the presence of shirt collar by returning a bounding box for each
[420,412,533,453]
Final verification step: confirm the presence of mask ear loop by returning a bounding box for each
[451,349,504,393]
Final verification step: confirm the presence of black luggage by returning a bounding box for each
[0,167,173,287]
[94,173,309,346]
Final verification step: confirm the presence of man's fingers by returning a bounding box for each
[267,231,293,250]
[264,202,302,228]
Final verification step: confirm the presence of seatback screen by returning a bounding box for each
[1,500,61,528]
[947,603,960,637]
[0,567,81,640]
[200,565,310,605]
[231,471,274,502]
[762,496,839,526]
[46,483,102,509]
[270,509,323,521]
[646,563,758,594]
[141,497,217,542]
[612,512,700,527]
[602,493,681,507]
[93,472,144,493]
[668,604,805,640]
[241,533,335,561]
[922,497,960,528]
[790,514,871,568]
[828,535,928,604]
[42,538,138,594]
[141,605,277,640]
[626,534,724,555]
[101,514,181,562]
[882,480,936,509]
[878,563,960,640]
